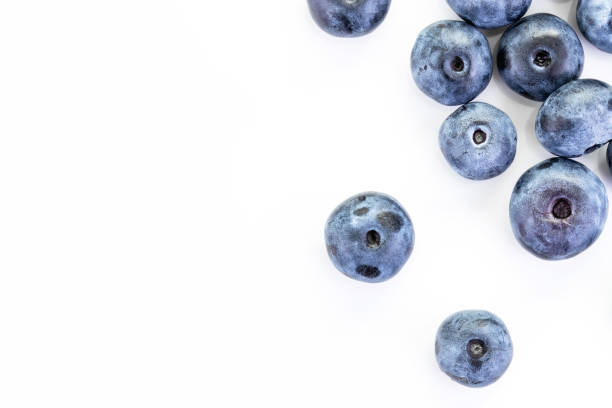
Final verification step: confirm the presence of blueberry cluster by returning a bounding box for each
[309,0,612,389]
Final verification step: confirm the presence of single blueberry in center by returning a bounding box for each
[472,129,487,145]
[552,198,572,219]
[467,339,487,359]
[366,229,381,249]
[451,56,465,72]
[533,50,552,67]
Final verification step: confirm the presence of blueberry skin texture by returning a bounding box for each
[509,158,608,260]
[436,310,513,388]
[325,192,414,283]
[446,0,531,29]
[497,13,584,101]
[536,79,612,158]
[307,0,390,37]
[439,102,517,180]
[411,21,493,106]
[577,0,612,53]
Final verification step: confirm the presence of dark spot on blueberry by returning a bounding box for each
[331,13,354,34]
[585,144,602,154]
[608,98,612,111]
[473,129,487,145]
[377,211,403,232]
[533,50,552,67]
[423,65,428,71]
[327,245,338,257]
[451,56,464,72]
[357,195,366,202]
[365,229,381,249]
[355,265,381,279]
[552,198,572,219]
[467,339,487,359]
[475,39,481,47]
[449,374,468,384]
[353,207,369,216]
[537,161,553,170]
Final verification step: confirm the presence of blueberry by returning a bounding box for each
[325,192,414,283]
[446,0,532,29]
[577,0,612,53]
[307,0,391,37]
[411,21,493,106]
[509,158,608,260]
[439,102,517,180]
[608,143,612,175]
[436,310,513,388]
[536,79,612,158]
[497,13,584,101]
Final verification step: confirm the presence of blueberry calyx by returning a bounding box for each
[451,56,465,72]
[467,339,488,359]
[472,129,487,145]
[366,230,381,249]
[533,50,552,68]
[552,198,572,220]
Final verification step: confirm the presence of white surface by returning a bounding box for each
[0,0,611,407]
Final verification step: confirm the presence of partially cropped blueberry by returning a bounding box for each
[498,13,584,101]
[325,192,414,283]
[509,158,608,260]
[411,21,493,106]
[536,79,612,158]
[436,310,513,388]
[446,0,531,29]
[439,102,517,180]
[307,0,390,37]
[577,0,612,53]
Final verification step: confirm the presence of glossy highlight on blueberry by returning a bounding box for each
[411,20,493,106]
[446,0,532,29]
[509,158,608,260]
[325,192,414,283]
[435,310,513,387]
[497,13,584,101]
[439,102,517,180]
[536,79,612,158]
[577,0,612,53]
[307,0,391,37]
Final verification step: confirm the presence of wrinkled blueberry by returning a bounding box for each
[497,13,584,101]
[446,0,531,29]
[411,20,493,106]
[436,310,513,388]
[439,102,517,180]
[577,0,612,53]
[307,0,391,37]
[536,79,612,158]
[325,192,414,283]
[509,158,608,260]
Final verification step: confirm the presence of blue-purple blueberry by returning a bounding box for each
[536,79,612,158]
[307,0,391,37]
[325,192,414,283]
[608,143,612,175]
[497,13,584,101]
[577,0,612,53]
[439,102,517,180]
[411,20,493,106]
[509,158,608,260]
[436,310,513,388]
[446,0,531,29]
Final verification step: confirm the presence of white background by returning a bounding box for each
[0,0,611,407]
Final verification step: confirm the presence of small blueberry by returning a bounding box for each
[577,0,612,53]
[325,192,414,283]
[411,20,493,106]
[439,102,517,180]
[436,310,513,388]
[509,158,608,260]
[307,0,391,37]
[497,13,584,101]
